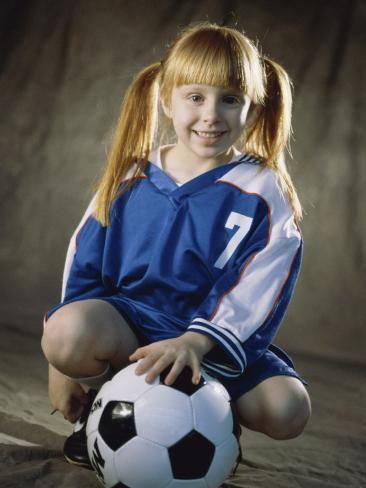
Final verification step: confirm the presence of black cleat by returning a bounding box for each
[63,389,98,469]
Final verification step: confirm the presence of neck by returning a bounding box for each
[162,143,235,174]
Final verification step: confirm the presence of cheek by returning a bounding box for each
[172,108,195,132]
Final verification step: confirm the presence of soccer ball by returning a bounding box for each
[86,362,241,488]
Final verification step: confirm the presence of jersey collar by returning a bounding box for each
[145,146,247,200]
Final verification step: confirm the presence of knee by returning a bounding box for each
[263,387,311,440]
[41,304,94,372]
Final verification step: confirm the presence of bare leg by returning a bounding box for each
[41,299,140,379]
[234,375,311,440]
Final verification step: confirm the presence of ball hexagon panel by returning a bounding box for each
[205,434,239,488]
[168,430,215,479]
[201,370,231,402]
[86,430,120,487]
[190,383,233,445]
[99,401,137,451]
[114,436,173,488]
[109,362,159,402]
[160,366,206,396]
[134,385,193,447]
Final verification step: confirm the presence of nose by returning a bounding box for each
[202,99,221,125]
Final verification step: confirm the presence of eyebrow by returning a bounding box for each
[179,85,243,95]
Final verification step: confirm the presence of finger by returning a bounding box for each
[191,356,201,385]
[163,356,186,386]
[134,351,162,376]
[145,354,176,384]
[129,347,146,362]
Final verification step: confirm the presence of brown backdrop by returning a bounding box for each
[0,0,365,364]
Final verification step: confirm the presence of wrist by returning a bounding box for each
[183,331,216,356]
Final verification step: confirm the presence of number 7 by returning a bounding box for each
[214,212,253,269]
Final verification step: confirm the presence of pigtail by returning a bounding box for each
[94,62,161,226]
[246,57,302,222]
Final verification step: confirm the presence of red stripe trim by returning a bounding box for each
[209,250,257,321]
[266,245,300,319]
[209,179,272,321]
[216,179,271,242]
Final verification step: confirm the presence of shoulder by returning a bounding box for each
[218,156,281,202]
[217,156,300,240]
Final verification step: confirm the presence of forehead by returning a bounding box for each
[159,26,265,105]
[173,84,245,95]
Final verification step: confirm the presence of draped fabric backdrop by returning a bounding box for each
[0,0,365,363]
[0,2,365,487]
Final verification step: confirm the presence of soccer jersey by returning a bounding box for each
[46,147,302,380]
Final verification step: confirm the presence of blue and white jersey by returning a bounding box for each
[46,147,302,380]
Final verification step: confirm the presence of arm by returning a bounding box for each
[44,195,109,321]
[177,163,305,380]
[188,232,302,379]
[62,194,108,302]
[186,165,303,379]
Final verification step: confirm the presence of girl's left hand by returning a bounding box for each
[129,332,215,386]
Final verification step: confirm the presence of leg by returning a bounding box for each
[235,375,311,440]
[41,299,140,379]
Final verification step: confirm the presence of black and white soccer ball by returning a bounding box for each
[86,362,241,488]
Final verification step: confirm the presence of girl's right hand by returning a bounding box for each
[48,364,89,423]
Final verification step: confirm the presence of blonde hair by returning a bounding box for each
[95,22,302,225]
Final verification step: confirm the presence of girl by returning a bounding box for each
[42,22,311,469]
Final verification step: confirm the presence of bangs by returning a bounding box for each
[161,25,265,104]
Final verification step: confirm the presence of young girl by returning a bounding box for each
[42,22,311,469]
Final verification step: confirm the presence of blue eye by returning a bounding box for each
[189,95,203,103]
[223,96,240,105]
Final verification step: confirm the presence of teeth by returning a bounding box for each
[194,131,224,138]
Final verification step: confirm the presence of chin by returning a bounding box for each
[193,146,231,160]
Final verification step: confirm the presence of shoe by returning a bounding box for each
[63,389,98,469]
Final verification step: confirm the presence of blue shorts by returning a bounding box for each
[46,296,307,401]
[100,296,308,402]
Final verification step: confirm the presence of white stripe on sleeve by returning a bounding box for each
[61,195,97,301]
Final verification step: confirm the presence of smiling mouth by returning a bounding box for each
[193,130,227,138]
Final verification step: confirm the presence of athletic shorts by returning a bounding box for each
[46,295,308,402]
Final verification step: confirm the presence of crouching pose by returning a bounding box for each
[42,21,311,469]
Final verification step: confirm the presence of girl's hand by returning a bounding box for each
[129,332,215,386]
[48,364,89,423]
